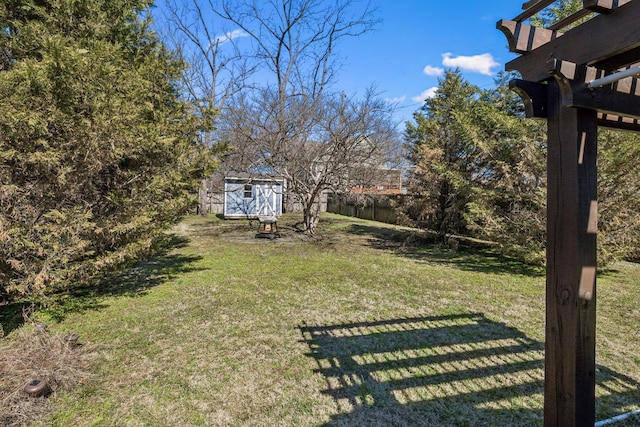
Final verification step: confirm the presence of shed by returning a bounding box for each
[223,176,284,219]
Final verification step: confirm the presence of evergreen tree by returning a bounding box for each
[597,130,640,264]
[530,0,640,265]
[401,70,547,262]
[0,0,219,299]
[402,70,479,242]
[530,0,583,27]
[467,82,547,263]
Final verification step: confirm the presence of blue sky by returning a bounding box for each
[333,0,526,124]
[155,0,528,126]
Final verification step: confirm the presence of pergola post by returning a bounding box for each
[497,2,640,424]
[545,79,598,427]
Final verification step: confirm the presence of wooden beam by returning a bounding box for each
[584,0,633,14]
[548,8,593,31]
[509,78,640,131]
[545,59,640,119]
[506,0,640,81]
[516,0,556,22]
[513,0,632,26]
[597,113,640,132]
[523,0,549,10]
[509,79,548,118]
[595,46,640,70]
[573,88,640,120]
[545,79,597,427]
[546,57,640,85]
[501,2,640,424]
[497,20,563,54]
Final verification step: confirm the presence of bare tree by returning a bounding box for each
[162,0,257,112]
[162,0,260,213]
[223,88,398,232]
[163,0,398,232]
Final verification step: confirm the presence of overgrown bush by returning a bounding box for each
[0,1,220,300]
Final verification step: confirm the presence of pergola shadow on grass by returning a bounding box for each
[299,313,640,426]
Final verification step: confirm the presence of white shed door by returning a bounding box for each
[256,185,276,217]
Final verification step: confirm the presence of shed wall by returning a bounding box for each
[223,179,283,218]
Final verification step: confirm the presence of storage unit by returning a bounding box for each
[223,176,284,219]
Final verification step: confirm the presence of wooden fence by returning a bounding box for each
[326,194,398,224]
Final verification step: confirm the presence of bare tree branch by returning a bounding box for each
[162,0,392,232]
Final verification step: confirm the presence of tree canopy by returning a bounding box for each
[402,0,640,266]
[0,0,219,300]
[530,0,640,265]
[401,70,547,262]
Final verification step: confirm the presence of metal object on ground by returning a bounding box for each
[64,333,80,347]
[255,216,280,239]
[23,378,49,397]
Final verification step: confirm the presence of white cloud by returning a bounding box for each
[423,65,444,77]
[211,29,249,47]
[441,52,499,76]
[385,96,406,104]
[412,87,438,103]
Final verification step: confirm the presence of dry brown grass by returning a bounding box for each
[0,323,92,426]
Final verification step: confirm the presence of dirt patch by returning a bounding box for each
[221,232,304,244]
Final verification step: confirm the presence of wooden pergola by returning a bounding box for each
[497,1,640,426]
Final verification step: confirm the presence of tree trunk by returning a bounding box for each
[303,199,321,234]
[198,180,208,216]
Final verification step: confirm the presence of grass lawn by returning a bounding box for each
[2,213,640,426]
